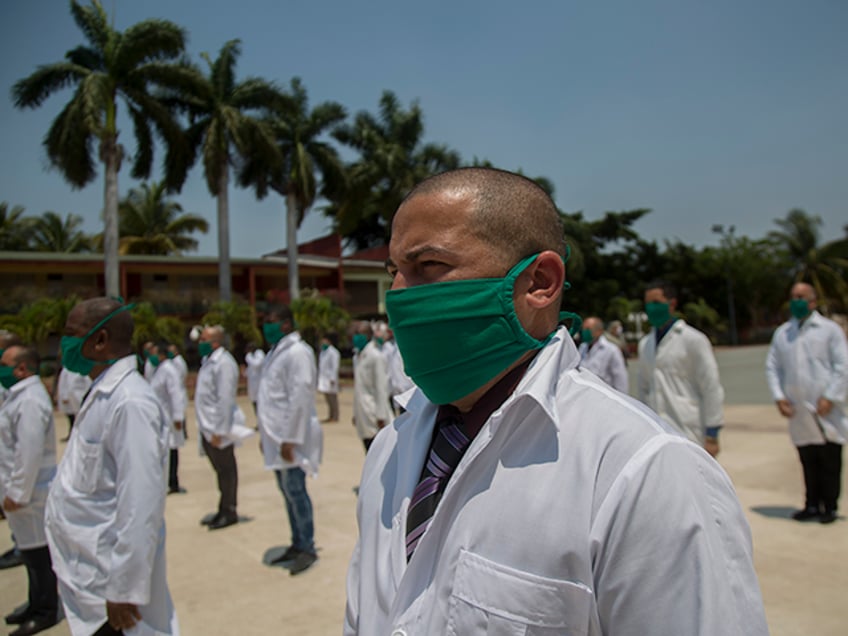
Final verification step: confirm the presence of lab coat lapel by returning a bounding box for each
[76,356,137,422]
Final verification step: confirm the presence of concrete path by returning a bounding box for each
[2,345,846,634]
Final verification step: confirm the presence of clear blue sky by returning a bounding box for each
[1,0,846,258]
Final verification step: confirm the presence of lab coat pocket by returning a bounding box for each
[447,549,593,636]
[70,437,103,494]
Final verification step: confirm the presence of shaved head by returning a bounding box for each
[72,297,135,345]
[791,282,816,301]
[3,345,39,375]
[403,167,566,268]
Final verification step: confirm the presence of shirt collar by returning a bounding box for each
[6,374,41,396]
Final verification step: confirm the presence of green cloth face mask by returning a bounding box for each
[789,298,811,320]
[645,301,673,329]
[580,329,594,345]
[352,334,368,352]
[60,303,135,377]
[0,364,17,389]
[198,341,213,358]
[386,253,579,405]
[263,322,286,345]
[149,354,160,367]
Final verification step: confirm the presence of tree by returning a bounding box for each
[28,211,92,252]
[164,39,285,301]
[240,77,346,300]
[290,288,350,349]
[11,0,191,297]
[0,296,79,346]
[201,301,262,356]
[116,181,208,255]
[330,91,460,249]
[0,202,32,250]
[768,208,848,313]
[130,302,186,350]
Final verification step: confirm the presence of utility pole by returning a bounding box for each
[711,224,738,346]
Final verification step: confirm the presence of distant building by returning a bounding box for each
[0,234,391,319]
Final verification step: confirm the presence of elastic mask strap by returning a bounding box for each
[84,302,137,340]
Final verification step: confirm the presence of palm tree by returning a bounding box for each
[0,202,32,250]
[28,211,92,252]
[11,0,191,296]
[163,39,285,301]
[768,208,848,312]
[239,77,346,300]
[116,181,209,255]
[330,91,460,249]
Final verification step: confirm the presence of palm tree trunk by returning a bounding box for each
[286,193,300,301]
[101,135,120,298]
[217,167,232,302]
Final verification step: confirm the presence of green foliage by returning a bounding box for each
[0,202,33,250]
[201,301,262,349]
[290,288,351,348]
[28,210,93,252]
[0,296,80,345]
[129,302,187,349]
[681,298,724,344]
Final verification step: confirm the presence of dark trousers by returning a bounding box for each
[798,442,843,513]
[168,448,180,491]
[323,392,339,421]
[20,545,58,619]
[362,437,374,453]
[201,437,238,518]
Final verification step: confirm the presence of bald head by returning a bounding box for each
[71,297,135,345]
[200,325,226,350]
[583,316,604,337]
[791,282,816,302]
[1,345,39,377]
[403,167,566,268]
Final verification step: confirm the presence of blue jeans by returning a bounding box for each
[274,468,315,553]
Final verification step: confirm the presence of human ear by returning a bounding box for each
[522,251,565,310]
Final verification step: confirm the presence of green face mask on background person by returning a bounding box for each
[645,301,673,329]
[60,303,135,377]
[320,343,329,351]
[166,350,175,359]
[352,333,368,351]
[263,322,285,345]
[386,252,577,405]
[198,341,213,358]
[580,329,594,344]
[149,354,160,367]
[0,364,18,389]
[789,298,811,320]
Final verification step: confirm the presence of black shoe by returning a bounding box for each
[5,602,30,625]
[820,511,838,524]
[287,551,317,575]
[200,512,220,526]
[269,546,300,565]
[0,547,24,569]
[207,514,238,530]
[791,507,820,521]
[9,614,60,636]
[167,487,187,495]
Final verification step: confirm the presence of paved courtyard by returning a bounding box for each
[2,345,846,634]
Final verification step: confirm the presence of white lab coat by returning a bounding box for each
[765,310,848,446]
[194,346,240,449]
[150,360,186,450]
[57,368,92,415]
[636,319,724,443]
[143,357,156,382]
[353,340,394,441]
[0,375,56,549]
[245,348,266,402]
[317,344,340,394]
[345,328,768,636]
[578,334,629,394]
[256,332,323,474]
[384,339,414,398]
[45,355,178,635]
[171,354,188,385]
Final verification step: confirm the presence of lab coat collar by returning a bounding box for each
[270,331,303,356]
[5,373,41,398]
[205,345,226,364]
[793,309,824,330]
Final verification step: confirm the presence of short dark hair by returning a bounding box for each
[78,297,135,345]
[266,304,294,324]
[12,346,40,373]
[645,279,677,300]
[403,167,566,269]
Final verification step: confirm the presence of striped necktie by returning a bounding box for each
[405,416,470,560]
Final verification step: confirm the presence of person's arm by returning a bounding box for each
[822,325,848,411]
[167,366,186,427]
[210,355,239,440]
[280,346,316,448]
[592,438,768,635]
[609,347,629,394]
[693,333,724,432]
[343,538,362,636]
[372,348,391,426]
[5,398,51,505]
[765,332,793,416]
[105,397,166,607]
[635,339,650,402]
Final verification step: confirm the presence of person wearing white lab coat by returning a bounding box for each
[55,367,92,441]
[578,316,628,394]
[142,341,156,382]
[637,280,725,456]
[317,336,340,422]
[45,297,178,635]
[351,321,393,452]
[383,330,414,412]
[243,343,265,416]
[149,344,187,495]
[766,282,848,524]
[345,168,767,636]
[257,306,323,575]
[194,325,241,530]
[0,346,60,634]
[165,345,189,441]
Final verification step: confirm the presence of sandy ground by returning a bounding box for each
[2,346,847,634]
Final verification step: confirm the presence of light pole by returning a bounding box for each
[711,224,738,346]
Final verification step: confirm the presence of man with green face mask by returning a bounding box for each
[45,297,179,635]
[577,316,628,393]
[636,280,725,456]
[766,282,848,524]
[344,168,767,636]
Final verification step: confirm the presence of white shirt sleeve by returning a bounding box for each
[6,398,51,503]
